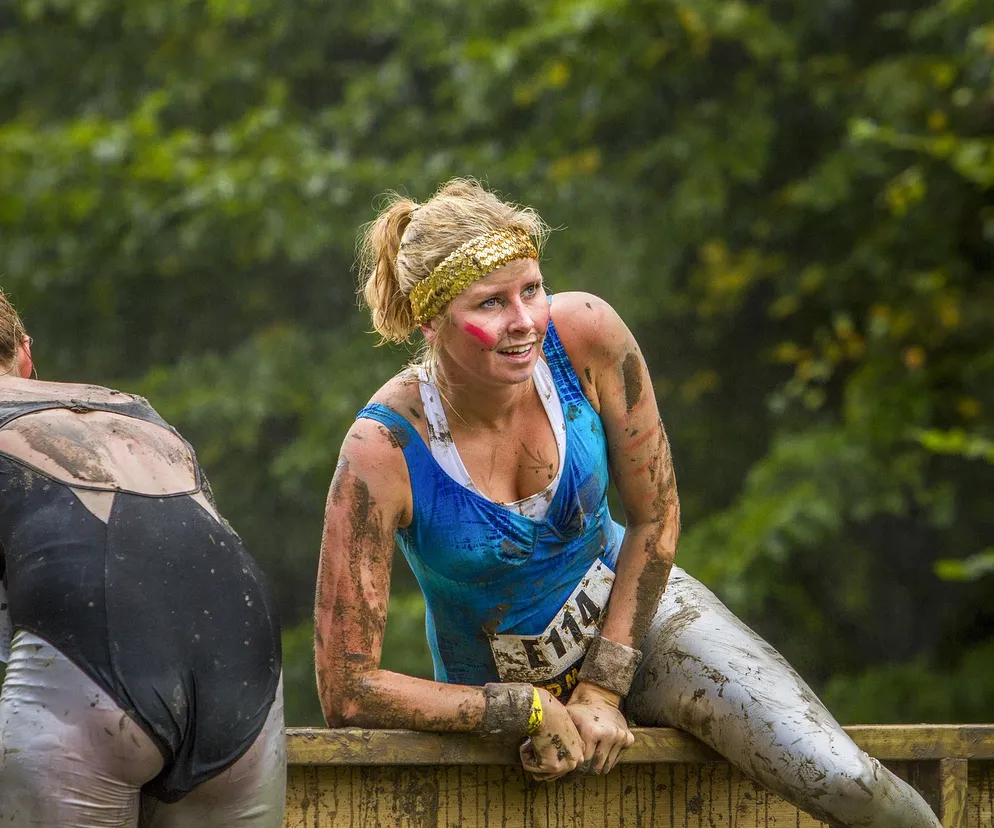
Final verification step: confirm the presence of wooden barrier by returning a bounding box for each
[285,724,994,827]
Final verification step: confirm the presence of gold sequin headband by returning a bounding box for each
[409,228,539,325]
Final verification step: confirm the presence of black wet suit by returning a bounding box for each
[0,393,281,803]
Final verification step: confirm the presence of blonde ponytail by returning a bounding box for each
[358,196,419,343]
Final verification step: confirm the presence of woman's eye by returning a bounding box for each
[480,297,499,309]
[524,283,540,297]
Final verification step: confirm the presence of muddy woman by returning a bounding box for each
[0,291,285,827]
[314,178,941,826]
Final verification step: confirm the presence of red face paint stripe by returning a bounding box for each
[464,324,496,348]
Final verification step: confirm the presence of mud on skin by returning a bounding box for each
[630,553,673,646]
[321,455,391,698]
[520,442,555,479]
[345,475,388,653]
[379,423,410,450]
[18,418,117,485]
[549,734,571,763]
[650,422,678,513]
[621,352,643,414]
[347,678,479,731]
[15,414,194,486]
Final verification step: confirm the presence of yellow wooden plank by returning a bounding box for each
[283,762,841,827]
[846,725,994,761]
[287,728,522,766]
[283,754,994,827]
[286,724,994,767]
[940,758,968,828]
[968,762,992,828]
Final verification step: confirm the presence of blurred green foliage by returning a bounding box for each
[1,0,991,725]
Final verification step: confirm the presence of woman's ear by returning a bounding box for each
[420,322,438,345]
[17,334,33,379]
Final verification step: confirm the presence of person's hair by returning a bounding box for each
[358,178,549,345]
[0,289,27,373]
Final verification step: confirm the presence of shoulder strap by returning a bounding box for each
[542,313,589,409]
[356,402,424,452]
[0,395,172,431]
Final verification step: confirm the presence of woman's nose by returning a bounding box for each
[506,298,532,330]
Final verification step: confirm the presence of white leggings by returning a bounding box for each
[0,631,286,828]
[627,566,941,828]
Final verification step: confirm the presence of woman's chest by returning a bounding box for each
[454,411,561,505]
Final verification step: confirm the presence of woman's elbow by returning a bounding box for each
[316,670,367,728]
[322,704,359,728]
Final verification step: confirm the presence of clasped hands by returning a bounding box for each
[518,683,634,782]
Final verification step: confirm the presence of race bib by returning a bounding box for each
[488,559,614,698]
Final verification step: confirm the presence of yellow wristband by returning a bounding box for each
[527,686,543,735]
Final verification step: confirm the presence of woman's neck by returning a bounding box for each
[428,361,536,433]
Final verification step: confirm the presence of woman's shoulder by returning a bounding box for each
[366,367,423,420]
[335,370,419,515]
[0,377,134,404]
[348,367,428,451]
[550,291,631,363]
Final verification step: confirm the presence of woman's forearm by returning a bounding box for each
[321,668,487,731]
[599,519,676,650]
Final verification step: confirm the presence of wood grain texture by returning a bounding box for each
[940,758,968,828]
[286,725,994,766]
[282,726,994,828]
[967,762,992,828]
[284,763,838,828]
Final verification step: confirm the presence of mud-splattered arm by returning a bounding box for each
[566,294,680,653]
[314,417,484,731]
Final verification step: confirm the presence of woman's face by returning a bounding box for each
[425,258,549,387]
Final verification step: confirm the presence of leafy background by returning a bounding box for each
[1,0,991,725]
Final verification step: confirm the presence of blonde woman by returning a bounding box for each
[0,292,285,827]
[314,179,941,826]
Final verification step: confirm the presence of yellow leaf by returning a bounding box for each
[769,295,799,319]
[577,148,601,174]
[927,110,948,132]
[545,61,570,89]
[772,342,801,363]
[513,84,536,107]
[902,346,926,370]
[698,240,726,266]
[798,265,825,294]
[937,297,961,329]
[956,398,982,419]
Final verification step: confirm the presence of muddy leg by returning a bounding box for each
[625,567,941,828]
[0,631,163,828]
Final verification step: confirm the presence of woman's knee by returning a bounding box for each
[795,747,938,828]
[816,749,880,810]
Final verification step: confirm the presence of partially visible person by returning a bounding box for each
[0,290,286,828]
[314,178,943,827]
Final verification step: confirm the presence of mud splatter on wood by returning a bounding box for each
[283,730,993,828]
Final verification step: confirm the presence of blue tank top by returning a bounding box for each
[357,314,623,700]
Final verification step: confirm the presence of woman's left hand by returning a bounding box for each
[565,682,635,775]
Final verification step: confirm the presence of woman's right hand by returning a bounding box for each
[518,689,584,781]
